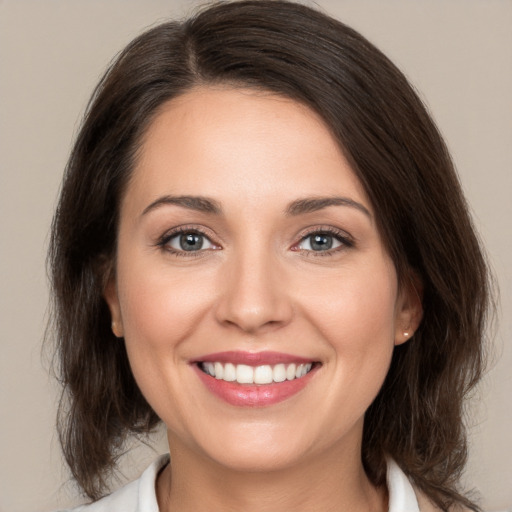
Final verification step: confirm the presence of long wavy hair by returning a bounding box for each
[48,1,492,510]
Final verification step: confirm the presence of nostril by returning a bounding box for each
[213,262,294,333]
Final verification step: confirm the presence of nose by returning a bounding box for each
[214,247,293,335]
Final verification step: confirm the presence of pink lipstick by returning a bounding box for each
[191,351,319,407]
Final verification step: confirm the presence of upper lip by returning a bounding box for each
[191,351,316,366]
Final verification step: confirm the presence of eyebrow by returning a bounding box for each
[141,194,371,219]
[141,195,222,216]
[285,197,372,218]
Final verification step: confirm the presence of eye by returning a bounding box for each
[163,230,217,253]
[298,233,342,251]
[295,229,353,254]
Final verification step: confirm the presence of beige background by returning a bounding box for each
[1,1,511,511]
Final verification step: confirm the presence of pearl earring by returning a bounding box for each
[111,320,122,338]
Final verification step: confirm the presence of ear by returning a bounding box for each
[104,274,124,338]
[394,272,423,346]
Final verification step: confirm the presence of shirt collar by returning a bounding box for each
[387,458,421,512]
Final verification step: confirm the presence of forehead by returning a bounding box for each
[124,86,370,215]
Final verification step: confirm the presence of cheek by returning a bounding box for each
[117,256,215,351]
[113,251,221,417]
[300,260,398,346]
[297,258,398,403]
[114,256,219,423]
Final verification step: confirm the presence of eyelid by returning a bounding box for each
[291,225,355,254]
[154,224,354,256]
[155,225,221,255]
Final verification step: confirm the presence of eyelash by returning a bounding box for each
[292,226,355,257]
[156,226,217,258]
[155,225,354,257]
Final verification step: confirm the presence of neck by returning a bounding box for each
[156,436,387,512]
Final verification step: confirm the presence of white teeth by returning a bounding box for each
[254,365,273,384]
[202,361,314,384]
[236,364,254,384]
[214,362,224,380]
[204,362,215,376]
[223,362,236,382]
[273,364,286,383]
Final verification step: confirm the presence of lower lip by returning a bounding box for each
[194,365,317,407]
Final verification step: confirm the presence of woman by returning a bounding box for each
[49,1,492,511]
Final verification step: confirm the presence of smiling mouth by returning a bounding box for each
[193,352,320,406]
[198,361,316,385]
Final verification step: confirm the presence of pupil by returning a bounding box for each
[311,234,332,251]
[180,233,203,251]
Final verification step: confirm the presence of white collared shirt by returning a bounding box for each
[62,455,420,512]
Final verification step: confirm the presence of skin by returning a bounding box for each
[105,87,422,512]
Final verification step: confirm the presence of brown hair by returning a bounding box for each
[48,1,492,509]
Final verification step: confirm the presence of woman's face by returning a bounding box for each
[105,87,421,472]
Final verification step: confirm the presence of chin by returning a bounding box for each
[204,442,307,473]
[168,419,315,474]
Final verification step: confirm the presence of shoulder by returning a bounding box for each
[56,454,170,512]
